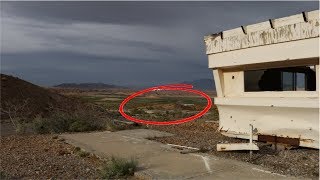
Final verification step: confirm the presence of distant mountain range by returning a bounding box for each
[182,79,215,90]
[53,79,215,91]
[53,83,126,89]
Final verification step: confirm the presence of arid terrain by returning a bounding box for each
[0,74,319,179]
[0,135,102,179]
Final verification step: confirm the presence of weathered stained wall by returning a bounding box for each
[204,10,320,149]
[204,10,319,55]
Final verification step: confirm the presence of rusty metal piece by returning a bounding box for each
[258,135,300,146]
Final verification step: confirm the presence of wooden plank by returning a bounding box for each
[217,143,259,151]
[167,144,199,150]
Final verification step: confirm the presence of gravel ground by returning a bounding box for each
[1,122,317,179]
[0,135,103,179]
[150,121,319,179]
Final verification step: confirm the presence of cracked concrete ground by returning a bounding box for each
[60,129,293,179]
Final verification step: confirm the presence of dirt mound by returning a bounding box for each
[0,74,76,120]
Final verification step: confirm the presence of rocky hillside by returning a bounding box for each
[0,74,77,120]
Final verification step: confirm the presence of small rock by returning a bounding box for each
[57,149,69,156]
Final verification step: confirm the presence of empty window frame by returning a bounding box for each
[244,66,316,92]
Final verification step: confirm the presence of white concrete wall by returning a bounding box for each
[206,10,320,148]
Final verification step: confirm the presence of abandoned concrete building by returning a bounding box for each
[204,10,319,149]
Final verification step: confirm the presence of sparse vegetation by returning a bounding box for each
[32,111,105,134]
[79,96,105,103]
[1,99,31,130]
[72,146,91,158]
[1,74,218,137]
[105,121,127,132]
[78,151,90,158]
[74,146,81,152]
[15,121,28,134]
[0,171,8,180]
[2,73,319,178]
[130,108,146,115]
[100,156,137,179]
[198,146,209,153]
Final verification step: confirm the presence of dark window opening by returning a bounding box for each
[244,66,316,92]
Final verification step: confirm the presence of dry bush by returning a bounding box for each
[0,99,31,130]
[100,156,137,179]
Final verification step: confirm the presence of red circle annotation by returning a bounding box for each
[118,84,212,125]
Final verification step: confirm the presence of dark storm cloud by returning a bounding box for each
[2,2,318,28]
[1,1,318,87]
[53,36,179,55]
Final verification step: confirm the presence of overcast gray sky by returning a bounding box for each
[1,1,318,87]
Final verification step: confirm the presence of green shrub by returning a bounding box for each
[105,120,133,132]
[47,112,71,133]
[74,147,81,152]
[78,150,90,157]
[69,119,97,132]
[130,108,145,115]
[32,111,105,134]
[146,106,154,110]
[198,146,208,153]
[15,121,28,134]
[101,156,137,179]
[0,171,7,179]
[32,116,52,134]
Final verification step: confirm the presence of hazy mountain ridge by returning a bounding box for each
[54,83,126,89]
[54,79,215,91]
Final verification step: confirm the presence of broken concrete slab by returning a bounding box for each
[60,129,294,179]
